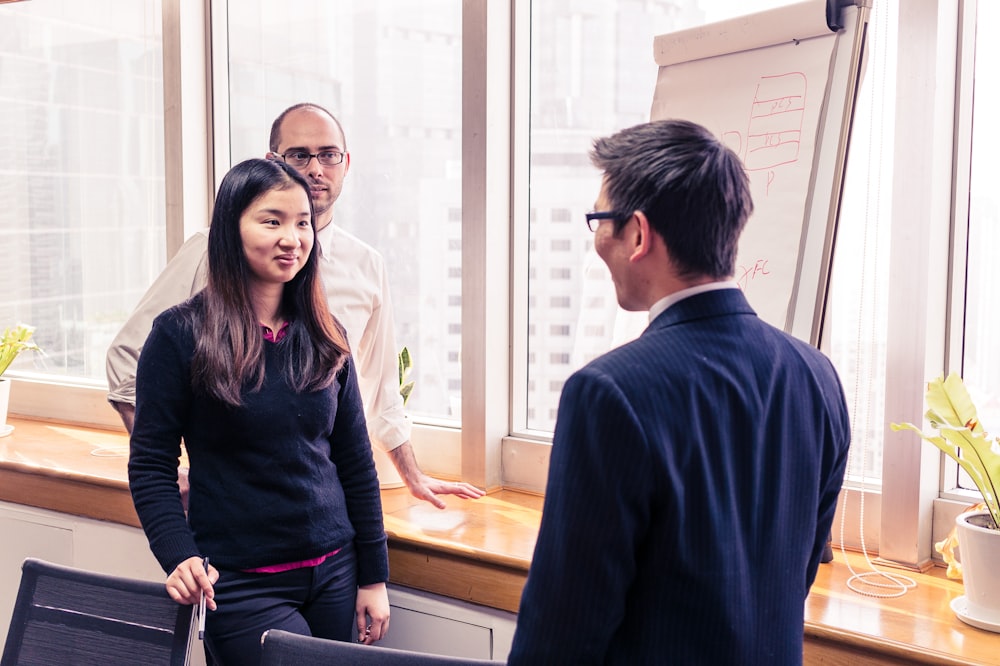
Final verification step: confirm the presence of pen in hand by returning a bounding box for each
[198,556,209,640]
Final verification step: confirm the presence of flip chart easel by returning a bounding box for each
[650,0,872,345]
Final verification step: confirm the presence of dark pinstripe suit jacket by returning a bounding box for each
[509,288,850,665]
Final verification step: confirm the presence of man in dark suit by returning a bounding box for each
[508,119,851,665]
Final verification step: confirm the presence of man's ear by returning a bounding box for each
[628,210,655,263]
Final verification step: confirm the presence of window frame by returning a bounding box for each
[931,0,987,549]
[502,0,978,567]
[6,0,212,431]
[875,0,969,568]
[8,0,983,567]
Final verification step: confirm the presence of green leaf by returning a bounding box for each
[0,323,42,377]
[400,381,414,406]
[398,346,414,405]
[924,371,984,434]
[890,372,1000,528]
[398,346,412,382]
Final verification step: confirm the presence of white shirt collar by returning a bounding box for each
[648,280,740,323]
[315,222,335,255]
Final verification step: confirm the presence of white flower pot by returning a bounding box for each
[952,509,1000,632]
[0,377,10,424]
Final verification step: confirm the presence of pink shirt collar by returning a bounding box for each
[261,321,290,342]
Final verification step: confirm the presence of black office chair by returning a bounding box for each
[1,557,194,666]
[260,628,500,665]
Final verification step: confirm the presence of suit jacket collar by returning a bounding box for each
[645,287,756,333]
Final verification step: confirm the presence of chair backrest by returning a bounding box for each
[260,628,500,665]
[1,558,194,666]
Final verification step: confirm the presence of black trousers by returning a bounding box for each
[204,542,358,665]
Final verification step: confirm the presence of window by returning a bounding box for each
[0,2,164,387]
[824,0,897,485]
[514,0,956,564]
[0,1,974,562]
[225,0,462,422]
[549,296,571,308]
[550,208,572,223]
[522,0,794,434]
[959,1,1000,491]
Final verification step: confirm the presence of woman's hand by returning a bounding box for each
[355,582,390,644]
[166,556,217,610]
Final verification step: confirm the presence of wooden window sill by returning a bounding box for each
[0,417,997,663]
[806,548,998,664]
[0,417,538,612]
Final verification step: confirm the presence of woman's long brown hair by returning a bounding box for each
[189,158,349,406]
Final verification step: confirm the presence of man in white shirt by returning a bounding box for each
[107,102,484,508]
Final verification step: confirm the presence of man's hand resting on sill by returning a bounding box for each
[388,441,485,509]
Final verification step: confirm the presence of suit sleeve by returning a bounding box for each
[805,360,851,590]
[106,231,210,407]
[509,367,655,665]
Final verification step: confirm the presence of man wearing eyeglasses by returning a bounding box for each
[508,119,850,665]
[107,102,484,509]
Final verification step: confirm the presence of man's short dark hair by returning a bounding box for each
[590,119,753,279]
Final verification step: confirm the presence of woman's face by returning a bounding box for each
[239,184,314,287]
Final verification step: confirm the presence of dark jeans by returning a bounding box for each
[204,542,358,665]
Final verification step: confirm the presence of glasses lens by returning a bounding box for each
[317,151,343,166]
[283,151,310,167]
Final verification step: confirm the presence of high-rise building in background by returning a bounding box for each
[525,1,700,430]
[0,2,164,381]
[227,1,699,429]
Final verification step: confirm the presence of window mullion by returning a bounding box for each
[879,0,959,569]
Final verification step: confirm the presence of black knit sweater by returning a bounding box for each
[128,294,388,585]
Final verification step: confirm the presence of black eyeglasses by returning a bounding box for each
[279,150,346,168]
[585,210,628,232]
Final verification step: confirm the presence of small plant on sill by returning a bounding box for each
[398,346,414,407]
[0,323,42,378]
[890,372,1000,530]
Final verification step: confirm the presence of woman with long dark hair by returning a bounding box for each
[129,158,389,664]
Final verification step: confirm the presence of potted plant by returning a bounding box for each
[891,372,1000,632]
[0,322,42,433]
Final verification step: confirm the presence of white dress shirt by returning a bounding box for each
[106,224,410,452]
[647,280,741,323]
